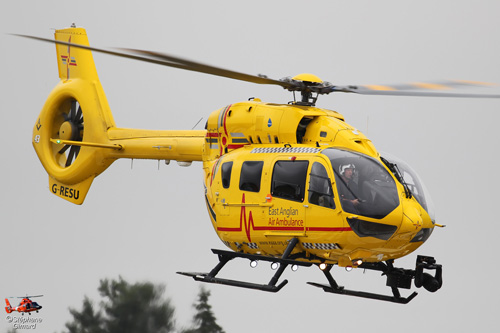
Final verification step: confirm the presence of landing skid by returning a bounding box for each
[307,282,418,304]
[178,239,442,304]
[307,263,418,304]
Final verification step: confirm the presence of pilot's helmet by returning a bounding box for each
[340,163,356,175]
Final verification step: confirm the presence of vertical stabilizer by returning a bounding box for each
[54,27,99,82]
[5,299,13,313]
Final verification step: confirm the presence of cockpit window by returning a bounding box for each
[322,148,399,219]
[271,160,309,202]
[381,153,435,223]
[240,161,264,192]
[308,162,335,209]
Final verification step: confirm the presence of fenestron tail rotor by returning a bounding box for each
[57,100,84,167]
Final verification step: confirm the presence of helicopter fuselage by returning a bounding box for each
[201,100,434,267]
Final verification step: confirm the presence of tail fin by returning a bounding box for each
[5,299,12,313]
[54,27,101,82]
[32,26,205,205]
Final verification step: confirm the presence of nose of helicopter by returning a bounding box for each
[403,206,423,230]
[399,200,430,240]
[378,203,426,252]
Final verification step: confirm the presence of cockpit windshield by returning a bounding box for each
[380,153,435,223]
[322,148,399,219]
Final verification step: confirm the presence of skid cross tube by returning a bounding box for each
[178,238,311,292]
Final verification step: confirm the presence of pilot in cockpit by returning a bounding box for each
[339,163,360,209]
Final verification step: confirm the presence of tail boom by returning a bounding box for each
[106,128,205,161]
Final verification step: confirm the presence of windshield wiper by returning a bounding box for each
[381,157,412,199]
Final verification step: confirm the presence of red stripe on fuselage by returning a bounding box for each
[307,227,352,232]
[216,194,351,242]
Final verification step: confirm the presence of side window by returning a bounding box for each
[239,161,264,192]
[271,160,309,202]
[308,162,335,209]
[221,162,233,189]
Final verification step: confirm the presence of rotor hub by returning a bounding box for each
[292,73,323,84]
[59,120,79,141]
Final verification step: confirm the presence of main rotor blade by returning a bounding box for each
[14,34,500,99]
[332,84,500,98]
[377,80,499,91]
[14,34,293,89]
[120,48,293,88]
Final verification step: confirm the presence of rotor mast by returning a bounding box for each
[283,73,331,106]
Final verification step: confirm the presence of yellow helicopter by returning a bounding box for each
[19,25,500,304]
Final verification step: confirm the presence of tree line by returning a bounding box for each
[54,277,223,333]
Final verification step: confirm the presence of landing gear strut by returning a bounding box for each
[178,238,312,292]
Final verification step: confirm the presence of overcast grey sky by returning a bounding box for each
[2,1,500,332]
